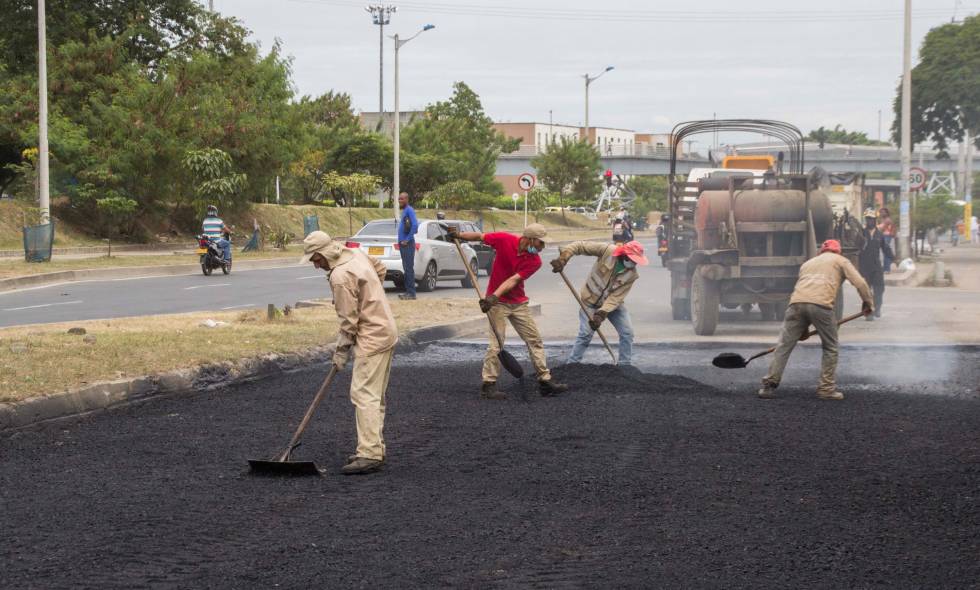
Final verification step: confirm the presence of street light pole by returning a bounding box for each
[366,5,396,127]
[899,0,912,258]
[392,24,435,221]
[37,0,50,223]
[583,66,614,145]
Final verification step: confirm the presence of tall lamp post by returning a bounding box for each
[583,66,614,145]
[366,5,396,122]
[898,0,912,258]
[37,0,50,223]
[392,24,435,221]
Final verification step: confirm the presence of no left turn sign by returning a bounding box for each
[518,173,536,191]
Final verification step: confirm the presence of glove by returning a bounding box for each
[588,310,607,331]
[862,301,874,316]
[479,294,499,313]
[446,225,460,240]
[550,258,566,273]
[333,346,350,371]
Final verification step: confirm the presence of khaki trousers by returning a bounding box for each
[350,347,393,461]
[763,303,839,394]
[482,302,551,383]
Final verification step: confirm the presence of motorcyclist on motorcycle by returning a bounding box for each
[202,205,232,262]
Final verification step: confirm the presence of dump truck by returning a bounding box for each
[665,119,836,335]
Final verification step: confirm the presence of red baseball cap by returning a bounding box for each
[820,239,842,254]
[613,240,649,266]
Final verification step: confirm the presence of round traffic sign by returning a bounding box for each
[518,173,536,191]
[909,167,927,191]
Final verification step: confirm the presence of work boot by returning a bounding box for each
[348,454,385,464]
[341,457,384,475]
[817,390,845,401]
[481,381,506,400]
[757,384,777,399]
[539,379,569,397]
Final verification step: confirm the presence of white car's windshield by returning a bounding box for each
[356,220,399,237]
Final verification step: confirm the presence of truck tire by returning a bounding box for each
[671,298,690,321]
[691,272,720,335]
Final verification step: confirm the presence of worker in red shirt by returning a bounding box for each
[449,223,569,400]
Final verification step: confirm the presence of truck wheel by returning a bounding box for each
[691,272,720,335]
[671,298,690,321]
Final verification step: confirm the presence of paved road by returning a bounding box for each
[3,240,978,348]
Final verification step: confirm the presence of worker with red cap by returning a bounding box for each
[551,239,648,365]
[758,239,874,401]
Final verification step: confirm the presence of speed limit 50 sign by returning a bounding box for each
[518,173,536,191]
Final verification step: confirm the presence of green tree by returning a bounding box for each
[531,137,602,221]
[807,125,888,148]
[625,176,668,218]
[428,180,495,210]
[891,14,980,153]
[401,81,518,194]
[913,194,961,230]
[183,148,246,209]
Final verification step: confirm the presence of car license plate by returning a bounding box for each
[368,246,385,256]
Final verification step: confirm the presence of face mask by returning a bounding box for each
[622,258,636,269]
[526,246,539,255]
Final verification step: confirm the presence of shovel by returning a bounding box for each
[447,232,524,379]
[557,269,616,363]
[248,365,338,476]
[712,311,865,369]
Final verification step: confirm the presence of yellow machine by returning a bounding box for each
[722,155,776,171]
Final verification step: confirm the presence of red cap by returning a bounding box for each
[820,239,842,254]
[613,240,649,266]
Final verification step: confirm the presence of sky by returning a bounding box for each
[209,0,975,148]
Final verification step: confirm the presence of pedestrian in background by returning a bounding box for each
[551,240,648,365]
[448,223,569,400]
[758,239,874,401]
[878,207,895,273]
[858,209,891,320]
[972,215,979,244]
[301,231,397,475]
[397,192,419,300]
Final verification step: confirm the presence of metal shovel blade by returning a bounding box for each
[499,349,524,378]
[712,353,749,369]
[248,459,322,477]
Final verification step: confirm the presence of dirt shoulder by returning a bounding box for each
[0,298,475,403]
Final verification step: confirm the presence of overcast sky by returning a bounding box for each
[211,0,973,146]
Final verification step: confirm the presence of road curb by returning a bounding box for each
[0,308,516,433]
[0,257,298,293]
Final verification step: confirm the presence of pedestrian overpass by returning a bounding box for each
[496,142,979,177]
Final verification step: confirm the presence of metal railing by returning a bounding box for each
[499,143,697,159]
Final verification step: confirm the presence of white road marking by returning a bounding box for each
[220,303,256,310]
[3,300,83,312]
[183,283,231,290]
[296,275,323,280]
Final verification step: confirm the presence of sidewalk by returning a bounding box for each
[937,242,980,291]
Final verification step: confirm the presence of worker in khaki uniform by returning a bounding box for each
[300,231,397,475]
[758,239,874,401]
[448,223,569,400]
[550,240,648,365]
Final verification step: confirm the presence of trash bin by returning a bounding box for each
[23,221,54,262]
[303,215,320,237]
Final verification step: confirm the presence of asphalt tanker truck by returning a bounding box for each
[664,120,836,335]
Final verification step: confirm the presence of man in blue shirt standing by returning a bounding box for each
[397,192,419,300]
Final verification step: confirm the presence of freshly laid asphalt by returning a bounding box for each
[2,347,978,588]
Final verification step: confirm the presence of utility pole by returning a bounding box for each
[878,109,882,143]
[899,0,912,258]
[366,5,396,129]
[392,24,435,221]
[37,0,50,223]
[966,131,974,240]
[209,0,214,11]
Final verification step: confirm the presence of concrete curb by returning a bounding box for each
[0,307,533,433]
[0,257,298,293]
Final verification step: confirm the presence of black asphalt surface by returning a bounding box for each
[3,353,978,588]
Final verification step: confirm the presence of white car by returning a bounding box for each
[345,219,479,292]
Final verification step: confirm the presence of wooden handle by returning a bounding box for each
[558,269,617,363]
[748,310,868,363]
[278,365,338,462]
[451,237,507,350]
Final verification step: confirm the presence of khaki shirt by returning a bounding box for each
[329,249,398,356]
[559,241,639,313]
[790,251,873,309]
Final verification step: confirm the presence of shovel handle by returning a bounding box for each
[747,310,867,363]
[558,270,617,363]
[278,365,338,462]
[449,235,507,350]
